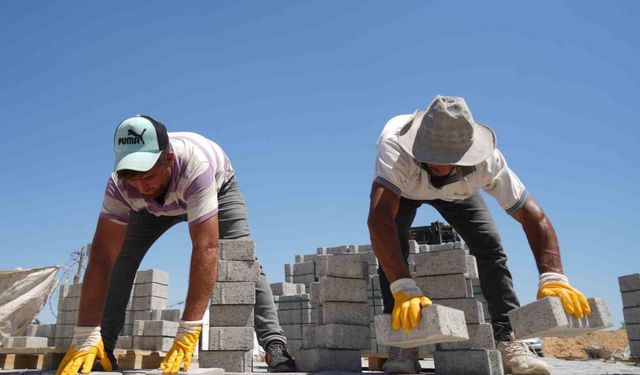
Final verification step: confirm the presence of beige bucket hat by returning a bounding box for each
[397,95,496,166]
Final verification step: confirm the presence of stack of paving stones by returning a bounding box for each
[619,273,640,358]
[199,239,259,372]
[54,283,82,349]
[127,269,171,351]
[297,253,371,372]
[412,242,504,374]
[269,281,307,356]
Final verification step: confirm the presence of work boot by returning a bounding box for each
[382,346,421,374]
[497,340,550,375]
[91,349,119,371]
[265,341,296,372]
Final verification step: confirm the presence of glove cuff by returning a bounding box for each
[539,272,569,288]
[72,326,101,347]
[177,320,203,338]
[390,278,420,295]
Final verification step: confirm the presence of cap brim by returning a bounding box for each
[114,151,162,172]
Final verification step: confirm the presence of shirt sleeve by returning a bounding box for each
[480,149,530,215]
[184,164,219,224]
[374,138,414,197]
[99,176,131,224]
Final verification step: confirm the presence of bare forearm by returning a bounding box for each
[182,245,218,321]
[77,258,112,326]
[514,199,563,274]
[368,218,411,283]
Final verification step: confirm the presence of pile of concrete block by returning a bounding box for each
[270,282,309,356]
[619,273,640,358]
[54,283,82,349]
[412,244,503,374]
[508,297,612,339]
[297,253,371,372]
[199,239,259,372]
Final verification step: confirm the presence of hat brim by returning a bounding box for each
[397,111,496,166]
[114,151,162,172]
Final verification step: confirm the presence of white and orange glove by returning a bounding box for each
[56,326,112,375]
[390,278,432,332]
[537,272,591,319]
[159,320,202,375]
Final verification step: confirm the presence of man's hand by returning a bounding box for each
[159,320,202,374]
[56,327,111,375]
[390,278,432,332]
[537,272,591,319]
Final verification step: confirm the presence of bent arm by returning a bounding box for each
[182,215,219,321]
[367,182,412,283]
[511,196,563,274]
[77,218,127,326]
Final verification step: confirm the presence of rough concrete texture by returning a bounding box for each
[56,310,78,325]
[132,336,173,351]
[303,324,370,349]
[437,323,495,350]
[132,283,168,298]
[218,238,255,260]
[623,290,640,308]
[211,281,255,305]
[432,298,485,324]
[199,350,252,372]
[217,260,259,282]
[619,273,640,292]
[631,340,640,357]
[375,305,468,348]
[414,249,472,276]
[292,261,315,276]
[209,304,254,327]
[140,320,178,337]
[316,277,368,303]
[434,349,504,375]
[277,308,314,325]
[628,324,640,340]
[295,253,316,263]
[509,297,613,339]
[269,282,305,296]
[208,327,253,350]
[3,336,48,348]
[116,335,132,349]
[415,274,473,299]
[160,309,181,322]
[130,296,167,311]
[320,302,370,326]
[280,324,303,340]
[274,294,312,310]
[625,306,640,324]
[315,254,368,279]
[134,269,169,285]
[295,348,362,372]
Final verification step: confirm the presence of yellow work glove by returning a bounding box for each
[56,326,112,375]
[537,272,591,319]
[159,320,202,375]
[390,278,432,332]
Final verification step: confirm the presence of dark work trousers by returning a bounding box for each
[378,193,520,341]
[101,176,286,353]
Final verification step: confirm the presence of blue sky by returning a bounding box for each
[1,1,638,328]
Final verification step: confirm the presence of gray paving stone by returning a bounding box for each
[59,283,82,298]
[270,282,305,296]
[280,324,303,340]
[134,269,169,285]
[132,283,168,298]
[628,324,640,340]
[434,349,504,375]
[54,337,71,350]
[4,336,48,348]
[631,340,640,357]
[199,350,252,372]
[161,309,181,322]
[437,323,495,350]
[284,263,293,276]
[290,273,317,287]
[115,335,133,349]
[320,301,370,326]
[295,253,316,263]
[375,304,468,348]
[130,296,167,311]
[133,336,173,351]
[432,298,485,324]
[316,277,368,303]
[274,294,312,310]
[218,238,255,260]
[292,261,315,276]
[303,324,370,349]
[624,306,640,324]
[619,273,640,292]
[296,348,362,372]
[509,297,613,339]
[277,308,314,325]
[623,290,640,308]
[414,249,472,276]
[315,254,368,279]
[142,320,178,337]
[56,310,78,325]
[209,304,254,326]
[57,296,79,312]
[415,274,474,299]
[54,324,74,339]
[211,281,255,305]
[217,260,259,282]
[208,327,253,350]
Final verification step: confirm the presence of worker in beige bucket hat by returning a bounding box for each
[368,95,591,375]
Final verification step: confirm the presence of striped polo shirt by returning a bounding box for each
[374,114,529,215]
[100,132,234,225]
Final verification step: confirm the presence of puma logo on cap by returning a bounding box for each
[118,128,147,145]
